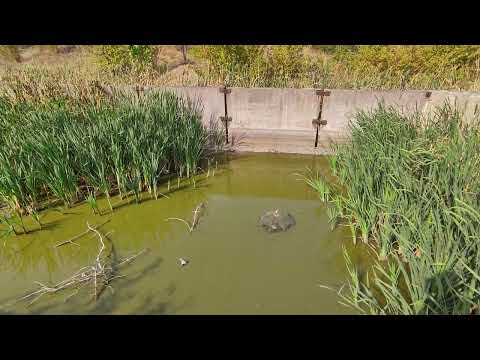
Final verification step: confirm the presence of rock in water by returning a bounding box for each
[259,209,296,233]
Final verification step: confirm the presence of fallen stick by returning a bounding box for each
[165,217,192,232]
[191,202,206,230]
[17,223,147,307]
[87,222,106,264]
[54,219,111,247]
[165,202,206,233]
[116,248,149,267]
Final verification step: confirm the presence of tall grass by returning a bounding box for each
[304,102,480,314]
[189,45,480,90]
[0,91,221,233]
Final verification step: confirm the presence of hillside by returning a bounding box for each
[1,45,479,97]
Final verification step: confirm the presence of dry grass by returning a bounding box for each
[1,45,480,103]
[0,46,201,103]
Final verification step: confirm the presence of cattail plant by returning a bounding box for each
[0,89,224,235]
[304,102,480,315]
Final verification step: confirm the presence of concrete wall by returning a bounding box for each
[424,90,480,123]
[132,86,480,155]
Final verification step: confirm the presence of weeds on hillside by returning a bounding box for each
[1,46,479,98]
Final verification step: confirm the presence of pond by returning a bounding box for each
[0,153,367,314]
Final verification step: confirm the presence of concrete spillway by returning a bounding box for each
[122,86,480,154]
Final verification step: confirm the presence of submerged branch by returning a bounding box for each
[165,202,206,233]
[165,217,192,232]
[54,219,111,247]
[17,222,147,307]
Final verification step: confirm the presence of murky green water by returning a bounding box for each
[0,153,367,314]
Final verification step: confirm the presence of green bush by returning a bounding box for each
[266,45,305,80]
[337,45,480,77]
[190,45,310,87]
[190,45,263,85]
[92,45,158,74]
[190,45,262,69]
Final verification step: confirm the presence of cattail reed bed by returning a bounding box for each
[304,103,480,314]
[0,91,223,236]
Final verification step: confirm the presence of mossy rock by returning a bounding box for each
[259,209,296,233]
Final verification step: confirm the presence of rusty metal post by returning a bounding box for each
[135,85,145,98]
[312,89,330,148]
[219,85,232,144]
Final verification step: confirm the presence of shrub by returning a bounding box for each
[92,45,158,74]
[190,45,311,87]
[265,45,305,80]
[190,45,262,69]
[337,45,480,79]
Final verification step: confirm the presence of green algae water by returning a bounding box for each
[0,153,367,315]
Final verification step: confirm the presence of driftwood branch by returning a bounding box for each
[191,202,206,230]
[165,202,206,233]
[18,222,147,307]
[165,217,192,232]
[54,219,110,247]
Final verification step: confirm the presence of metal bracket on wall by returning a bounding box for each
[219,85,232,144]
[312,89,330,148]
[135,85,145,97]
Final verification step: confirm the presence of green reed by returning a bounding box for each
[0,90,222,233]
[303,102,480,314]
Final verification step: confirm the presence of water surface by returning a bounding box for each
[0,153,366,314]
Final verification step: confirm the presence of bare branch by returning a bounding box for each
[17,222,147,307]
[54,219,111,247]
